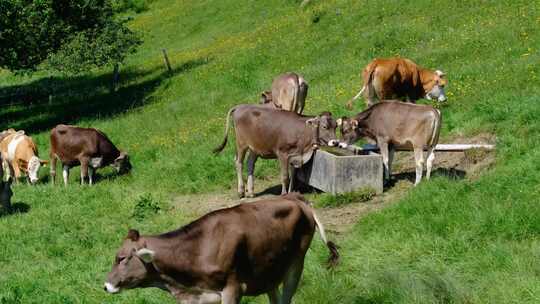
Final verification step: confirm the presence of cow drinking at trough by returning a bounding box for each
[104,193,339,304]
[213,105,338,197]
[49,125,131,186]
[260,72,309,114]
[0,130,48,184]
[346,57,448,108]
[338,101,442,185]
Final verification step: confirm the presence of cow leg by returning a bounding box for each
[267,288,281,304]
[235,148,248,198]
[281,258,305,304]
[388,146,395,180]
[221,282,241,304]
[88,167,94,185]
[378,140,391,181]
[426,146,435,180]
[278,155,290,195]
[413,148,424,186]
[246,152,257,198]
[50,155,57,185]
[288,166,296,193]
[80,158,89,185]
[10,161,19,184]
[62,165,70,186]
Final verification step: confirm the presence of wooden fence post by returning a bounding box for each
[162,49,172,73]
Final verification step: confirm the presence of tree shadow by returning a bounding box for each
[0,58,210,134]
[0,202,31,217]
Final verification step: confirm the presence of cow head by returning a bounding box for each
[26,156,48,184]
[260,90,273,104]
[336,117,361,148]
[0,178,13,211]
[306,112,339,147]
[112,152,132,174]
[104,229,157,294]
[425,70,447,102]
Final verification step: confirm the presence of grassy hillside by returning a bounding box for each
[0,0,539,303]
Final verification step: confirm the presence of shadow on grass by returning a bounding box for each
[0,58,210,133]
[386,167,466,189]
[0,202,31,217]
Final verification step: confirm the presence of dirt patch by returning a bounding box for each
[173,178,412,237]
[172,133,496,237]
[392,132,496,182]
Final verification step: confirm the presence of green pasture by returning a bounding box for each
[0,0,539,303]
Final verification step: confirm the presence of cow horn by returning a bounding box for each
[136,248,155,263]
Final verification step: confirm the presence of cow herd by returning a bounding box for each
[1,57,447,303]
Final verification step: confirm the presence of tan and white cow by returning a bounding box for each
[347,57,448,108]
[260,72,309,114]
[0,130,47,184]
[339,101,442,185]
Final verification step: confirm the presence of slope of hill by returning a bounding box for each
[0,0,538,303]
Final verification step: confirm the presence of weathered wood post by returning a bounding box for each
[162,49,172,73]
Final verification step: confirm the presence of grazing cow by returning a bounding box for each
[0,130,47,184]
[338,101,442,185]
[104,193,339,304]
[49,125,131,186]
[346,57,448,108]
[0,177,12,212]
[213,105,338,197]
[260,72,309,114]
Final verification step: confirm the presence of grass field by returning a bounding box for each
[0,0,539,303]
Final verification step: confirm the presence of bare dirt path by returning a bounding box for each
[173,133,495,236]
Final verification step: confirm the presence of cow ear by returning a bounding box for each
[126,229,140,241]
[136,248,155,263]
[306,117,320,128]
[351,119,359,128]
[336,118,342,127]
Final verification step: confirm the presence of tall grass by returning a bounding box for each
[0,0,539,303]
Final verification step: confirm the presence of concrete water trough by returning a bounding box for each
[296,146,383,195]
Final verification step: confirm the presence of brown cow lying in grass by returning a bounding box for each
[104,193,339,304]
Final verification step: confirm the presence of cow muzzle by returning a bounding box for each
[104,282,120,294]
[328,140,339,147]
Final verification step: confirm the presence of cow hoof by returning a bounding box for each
[246,193,255,198]
[237,192,245,199]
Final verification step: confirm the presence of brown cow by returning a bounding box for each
[338,101,441,185]
[0,130,47,184]
[346,57,448,108]
[213,105,338,197]
[104,193,339,304]
[49,125,131,186]
[260,72,308,114]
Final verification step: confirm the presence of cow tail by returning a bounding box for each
[346,65,374,109]
[312,207,340,268]
[429,109,442,148]
[212,107,236,155]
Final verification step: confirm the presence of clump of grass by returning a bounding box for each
[314,187,376,208]
[464,147,492,164]
[131,193,162,221]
